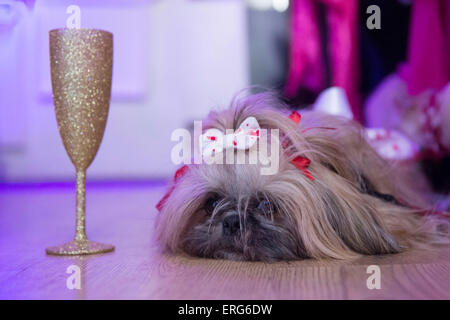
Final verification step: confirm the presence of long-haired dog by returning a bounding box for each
[155,92,450,261]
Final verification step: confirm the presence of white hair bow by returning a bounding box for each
[200,116,261,158]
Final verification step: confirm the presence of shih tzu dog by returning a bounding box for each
[155,91,450,261]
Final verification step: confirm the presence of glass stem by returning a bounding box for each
[75,169,87,241]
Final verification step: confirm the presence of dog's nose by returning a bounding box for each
[222,214,240,236]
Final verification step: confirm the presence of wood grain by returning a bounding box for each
[0,182,449,299]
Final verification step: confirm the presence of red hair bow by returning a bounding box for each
[288,111,315,181]
[156,165,188,212]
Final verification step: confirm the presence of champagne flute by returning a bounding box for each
[46,28,114,255]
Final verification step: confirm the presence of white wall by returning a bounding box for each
[0,0,249,181]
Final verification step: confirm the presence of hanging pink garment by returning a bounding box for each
[399,0,450,95]
[284,0,361,121]
[397,0,450,157]
[366,0,450,159]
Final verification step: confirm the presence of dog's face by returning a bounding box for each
[155,93,435,261]
[180,162,308,261]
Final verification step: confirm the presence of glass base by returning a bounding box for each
[46,239,115,256]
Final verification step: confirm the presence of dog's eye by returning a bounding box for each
[257,200,273,213]
[204,195,221,215]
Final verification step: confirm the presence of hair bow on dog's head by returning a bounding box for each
[200,116,260,158]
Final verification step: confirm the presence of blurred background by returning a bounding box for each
[0,0,449,191]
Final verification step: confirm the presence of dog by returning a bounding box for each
[155,91,450,261]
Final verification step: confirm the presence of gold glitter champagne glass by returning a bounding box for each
[46,28,114,255]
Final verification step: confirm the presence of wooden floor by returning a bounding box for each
[0,182,449,300]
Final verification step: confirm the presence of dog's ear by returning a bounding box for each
[293,112,377,182]
[321,175,401,256]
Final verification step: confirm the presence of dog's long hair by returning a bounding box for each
[155,92,450,261]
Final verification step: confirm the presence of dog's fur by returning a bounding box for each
[155,92,450,261]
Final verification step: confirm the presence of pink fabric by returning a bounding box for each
[284,0,324,98]
[399,0,450,95]
[285,0,361,121]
